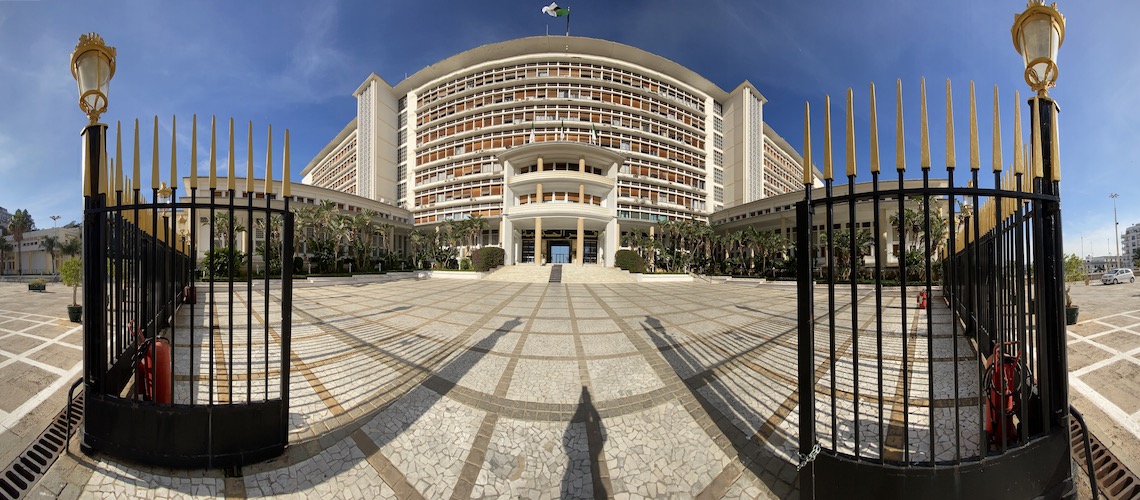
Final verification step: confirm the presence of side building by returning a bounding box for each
[302,36,820,266]
[1122,222,1140,267]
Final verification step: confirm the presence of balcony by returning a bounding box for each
[509,170,614,190]
[508,202,614,222]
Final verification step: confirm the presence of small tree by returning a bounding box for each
[1063,253,1085,282]
[60,257,82,307]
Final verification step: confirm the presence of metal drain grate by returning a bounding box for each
[1070,410,1140,499]
[0,389,84,499]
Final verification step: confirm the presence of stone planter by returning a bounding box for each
[28,283,46,292]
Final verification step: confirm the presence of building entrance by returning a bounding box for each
[550,243,571,264]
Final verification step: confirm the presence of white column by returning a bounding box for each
[502,217,514,265]
[604,218,618,267]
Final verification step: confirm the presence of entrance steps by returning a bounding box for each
[484,263,637,283]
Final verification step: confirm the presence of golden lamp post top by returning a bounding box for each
[70,32,117,124]
[1012,1,1065,96]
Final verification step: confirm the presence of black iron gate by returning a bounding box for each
[795,83,1072,498]
[80,117,295,468]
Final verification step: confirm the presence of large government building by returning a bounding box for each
[301,36,820,266]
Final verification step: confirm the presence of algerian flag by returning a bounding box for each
[591,124,598,145]
[541,2,569,17]
[529,122,535,144]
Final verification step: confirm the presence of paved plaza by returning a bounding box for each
[1,277,1136,498]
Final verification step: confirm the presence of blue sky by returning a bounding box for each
[0,0,1135,259]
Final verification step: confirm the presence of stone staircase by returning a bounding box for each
[484,264,637,283]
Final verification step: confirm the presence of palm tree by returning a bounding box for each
[254,214,284,274]
[203,211,245,247]
[0,235,11,275]
[42,235,59,274]
[60,237,82,258]
[409,229,431,269]
[466,214,487,257]
[329,214,351,272]
[832,228,874,281]
[7,209,33,275]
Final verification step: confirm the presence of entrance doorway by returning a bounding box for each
[550,243,571,264]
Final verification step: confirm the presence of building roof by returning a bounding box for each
[391,36,746,102]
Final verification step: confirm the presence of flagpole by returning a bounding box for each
[566,10,571,36]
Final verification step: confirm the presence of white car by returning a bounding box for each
[1101,268,1136,285]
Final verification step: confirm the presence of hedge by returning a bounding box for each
[471,247,505,272]
[615,249,646,274]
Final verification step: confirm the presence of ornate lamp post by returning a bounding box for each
[1013,0,1069,432]
[71,33,115,398]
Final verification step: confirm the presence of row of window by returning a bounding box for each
[517,192,603,206]
[418,82,705,132]
[617,206,708,223]
[417,61,705,113]
[415,157,501,187]
[414,206,503,225]
[416,100,705,151]
[417,128,706,170]
[415,180,504,207]
[518,162,604,176]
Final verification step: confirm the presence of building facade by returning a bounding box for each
[0,226,82,275]
[1122,222,1140,267]
[302,36,819,266]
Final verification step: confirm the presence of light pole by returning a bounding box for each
[51,215,61,228]
[1012,0,1067,429]
[71,32,115,402]
[1110,193,1120,269]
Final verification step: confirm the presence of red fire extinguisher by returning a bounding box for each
[183,285,196,304]
[135,327,172,404]
[917,291,928,310]
[984,342,1022,447]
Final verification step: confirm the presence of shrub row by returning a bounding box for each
[471,247,505,272]
[615,249,646,274]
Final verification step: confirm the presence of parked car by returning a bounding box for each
[1101,268,1135,285]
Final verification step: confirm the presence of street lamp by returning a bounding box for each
[51,215,61,228]
[71,32,115,404]
[1012,1,1068,433]
[70,33,116,125]
[1111,193,1120,269]
[1011,1,1065,96]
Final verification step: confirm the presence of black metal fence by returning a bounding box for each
[80,118,295,468]
[795,84,1072,498]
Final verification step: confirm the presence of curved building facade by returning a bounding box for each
[302,36,818,266]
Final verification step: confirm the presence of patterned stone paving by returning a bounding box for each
[34,278,997,498]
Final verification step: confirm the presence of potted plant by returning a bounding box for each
[1064,285,1079,325]
[60,258,83,322]
[27,278,46,292]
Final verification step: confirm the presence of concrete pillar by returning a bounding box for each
[605,218,618,267]
[501,217,512,265]
[579,184,585,204]
[537,157,544,172]
[536,183,543,205]
[535,217,543,264]
[579,158,586,173]
[576,218,585,266]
